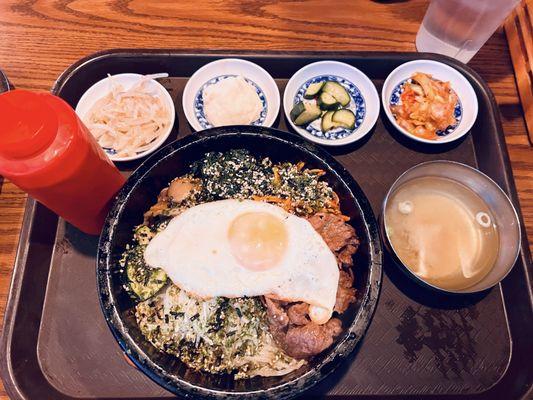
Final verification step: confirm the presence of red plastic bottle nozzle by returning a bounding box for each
[0,90,58,159]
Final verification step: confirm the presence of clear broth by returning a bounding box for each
[385,176,499,291]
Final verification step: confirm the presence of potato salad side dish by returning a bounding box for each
[203,76,263,126]
[120,150,360,379]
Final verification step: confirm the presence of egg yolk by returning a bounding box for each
[228,212,288,271]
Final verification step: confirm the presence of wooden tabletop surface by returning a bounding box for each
[0,1,531,398]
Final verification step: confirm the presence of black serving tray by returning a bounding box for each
[1,50,532,399]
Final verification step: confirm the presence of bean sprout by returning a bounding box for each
[84,73,171,158]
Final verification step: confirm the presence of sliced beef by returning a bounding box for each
[307,213,356,251]
[307,213,359,268]
[337,244,358,267]
[287,303,310,325]
[334,270,357,313]
[264,298,343,359]
[264,297,289,330]
[263,212,359,360]
[283,318,343,359]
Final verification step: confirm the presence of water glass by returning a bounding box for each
[416,0,521,63]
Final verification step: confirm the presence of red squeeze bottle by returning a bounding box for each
[0,90,126,235]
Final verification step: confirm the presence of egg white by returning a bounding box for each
[144,199,339,323]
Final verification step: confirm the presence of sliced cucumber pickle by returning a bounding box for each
[321,110,338,132]
[292,102,322,126]
[304,81,325,99]
[332,109,356,129]
[322,81,351,106]
[317,92,339,110]
[290,101,306,122]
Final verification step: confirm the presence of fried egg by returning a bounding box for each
[144,199,339,324]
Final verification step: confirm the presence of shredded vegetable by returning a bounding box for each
[83,73,171,157]
[135,286,306,379]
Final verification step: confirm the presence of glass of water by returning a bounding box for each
[416,0,520,64]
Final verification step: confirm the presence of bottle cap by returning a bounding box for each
[0,90,58,159]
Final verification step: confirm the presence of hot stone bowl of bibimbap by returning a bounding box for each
[97,125,382,399]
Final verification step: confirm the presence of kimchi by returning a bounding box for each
[391,72,458,140]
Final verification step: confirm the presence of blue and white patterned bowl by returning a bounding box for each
[293,75,366,140]
[284,61,380,146]
[193,75,268,129]
[183,58,280,131]
[382,60,478,145]
[390,78,463,137]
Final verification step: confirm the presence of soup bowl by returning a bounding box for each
[381,160,521,294]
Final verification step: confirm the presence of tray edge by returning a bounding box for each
[1,49,529,399]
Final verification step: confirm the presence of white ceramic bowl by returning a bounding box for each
[381,60,478,145]
[182,58,280,131]
[283,61,380,146]
[76,73,175,162]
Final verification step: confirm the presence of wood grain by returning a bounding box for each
[505,0,533,144]
[0,1,531,398]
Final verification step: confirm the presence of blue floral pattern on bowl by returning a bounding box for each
[293,75,366,140]
[194,75,268,129]
[103,143,155,157]
[390,79,462,137]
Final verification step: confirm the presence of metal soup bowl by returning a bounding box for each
[381,160,521,294]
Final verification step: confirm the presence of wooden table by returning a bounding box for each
[0,1,531,398]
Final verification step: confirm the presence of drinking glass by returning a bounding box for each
[416,0,520,63]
